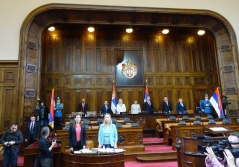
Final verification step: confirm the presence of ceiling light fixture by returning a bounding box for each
[162,29,169,34]
[48,26,55,31]
[126,28,133,33]
[197,30,205,35]
[88,27,95,32]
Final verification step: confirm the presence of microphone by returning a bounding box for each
[51,133,57,142]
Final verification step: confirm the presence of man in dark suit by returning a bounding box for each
[143,96,154,114]
[162,96,172,115]
[25,115,40,146]
[100,101,112,116]
[78,98,89,117]
[176,98,187,114]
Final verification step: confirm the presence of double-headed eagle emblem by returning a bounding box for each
[121,59,137,79]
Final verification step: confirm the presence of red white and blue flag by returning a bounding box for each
[111,82,118,114]
[144,83,149,102]
[49,88,55,129]
[209,87,224,118]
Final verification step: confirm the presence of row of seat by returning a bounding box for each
[64,122,139,130]
[177,118,232,125]
[82,117,132,124]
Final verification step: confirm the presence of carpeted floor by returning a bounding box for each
[125,161,178,167]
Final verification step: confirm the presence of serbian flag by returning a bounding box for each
[144,83,149,102]
[209,87,224,118]
[111,82,118,114]
[48,88,55,129]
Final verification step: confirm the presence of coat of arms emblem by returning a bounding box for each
[121,59,137,78]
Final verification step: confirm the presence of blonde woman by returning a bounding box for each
[131,100,141,114]
[98,114,118,148]
[116,99,126,114]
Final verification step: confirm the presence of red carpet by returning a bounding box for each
[143,137,164,143]
[125,161,178,167]
[18,155,24,166]
[145,144,173,152]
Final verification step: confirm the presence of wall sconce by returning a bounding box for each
[197,30,205,35]
[126,28,133,33]
[48,26,55,31]
[88,27,95,32]
[162,29,169,34]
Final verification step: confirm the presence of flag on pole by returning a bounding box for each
[209,87,224,118]
[144,83,149,102]
[49,88,55,129]
[111,82,118,114]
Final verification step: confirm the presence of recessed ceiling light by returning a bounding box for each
[126,28,133,33]
[162,29,169,34]
[198,30,205,35]
[48,26,55,31]
[88,27,95,32]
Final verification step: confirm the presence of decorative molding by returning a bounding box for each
[25,89,36,98]
[226,87,237,94]
[221,44,231,52]
[118,135,125,144]
[25,64,37,73]
[223,65,234,72]
[228,110,238,116]
[28,41,38,49]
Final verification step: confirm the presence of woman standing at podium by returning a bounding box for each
[68,114,87,151]
[98,113,118,148]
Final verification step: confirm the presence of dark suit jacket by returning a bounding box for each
[100,105,112,115]
[78,103,89,115]
[26,121,40,140]
[176,102,187,114]
[39,106,49,120]
[68,124,86,148]
[143,101,154,114]
[162,101,172,114]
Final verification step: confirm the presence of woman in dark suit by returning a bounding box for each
[176,98,187,114]
[68,114,87,151]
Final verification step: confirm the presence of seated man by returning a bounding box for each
[100,101,112,116]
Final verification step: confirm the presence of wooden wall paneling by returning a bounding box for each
[3,87,16,130]
[145,49,152,72]
[86,90,92,110]
[75,91,82,113]
[90,90,97,111]
[74,46,82,72]
[96,48,102,72]
[63,91,71,115]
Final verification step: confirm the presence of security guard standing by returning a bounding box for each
[200,94,213,114]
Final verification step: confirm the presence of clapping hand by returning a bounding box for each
[204,147,217,161]
[223,149,236,167]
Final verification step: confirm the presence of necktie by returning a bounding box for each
[82,104,84,113]
[166,101,168,106]
[30,122,34,131]
[148,101,150,106]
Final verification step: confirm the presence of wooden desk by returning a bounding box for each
[23,141,62,167]
[62,151,124,167]
[56,126,145,153]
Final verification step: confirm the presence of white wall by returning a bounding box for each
[0,0,238,60]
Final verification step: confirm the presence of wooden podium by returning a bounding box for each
[62,151,124,167]
[23,141,62,167]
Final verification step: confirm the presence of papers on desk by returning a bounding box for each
[74,148,125,154]
[114,149,125,153]
[74,151,82,154]
[209,127,228,131]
